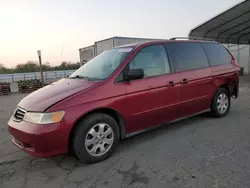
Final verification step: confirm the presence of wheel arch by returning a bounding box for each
[213,76,237,97]
[210,82,230,108]
[218,83,230,93]
[210,85,231,117]
[68,107,127,153]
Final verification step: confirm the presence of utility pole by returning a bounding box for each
[37,50,44,87]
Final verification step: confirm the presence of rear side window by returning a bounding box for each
[165,42,209,72]
[201,43,231,66]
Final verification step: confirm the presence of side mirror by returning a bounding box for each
[125,69,144,81]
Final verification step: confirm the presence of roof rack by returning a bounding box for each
[170,37,215,42]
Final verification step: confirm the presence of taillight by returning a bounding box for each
[231,59,239,67]
[225,48,239,67]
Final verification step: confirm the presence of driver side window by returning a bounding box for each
[129,44,170,78]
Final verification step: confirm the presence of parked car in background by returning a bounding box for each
[8,38,240,163]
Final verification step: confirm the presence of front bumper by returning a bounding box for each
[8,118,69,157]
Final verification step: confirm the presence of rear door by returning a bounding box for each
[165,42,214,117]
[122,44,180,134]
[202,43,240,98]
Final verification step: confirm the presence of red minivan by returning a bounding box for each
[8,38,240,163]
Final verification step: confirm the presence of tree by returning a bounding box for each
[0,63,12,74]
[55,62,80,70]
[15,61,39,73]
[0,61,79,74]
[42,62,52,71]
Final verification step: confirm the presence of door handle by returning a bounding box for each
[167,81,175,87]
[181,78,188,84]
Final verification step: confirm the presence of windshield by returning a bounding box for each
[70,48,133,80]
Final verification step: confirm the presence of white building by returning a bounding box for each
[79,36,162,64]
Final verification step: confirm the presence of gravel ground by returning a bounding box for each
[1,79,250,188]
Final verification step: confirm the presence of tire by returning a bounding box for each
[72,113,120,164]
[210,88,231,118]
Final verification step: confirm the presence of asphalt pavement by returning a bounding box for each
[1,80,250,188]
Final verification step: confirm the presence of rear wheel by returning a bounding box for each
[210,88,231,118]
[72,113,120,164]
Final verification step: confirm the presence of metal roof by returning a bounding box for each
[79,45,95,51]
[189,0,250,44]
[95,36,163,43]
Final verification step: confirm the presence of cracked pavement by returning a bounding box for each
[1,79,250,188]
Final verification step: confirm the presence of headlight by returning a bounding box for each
[23,111,65,124]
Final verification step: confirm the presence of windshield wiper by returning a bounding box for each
[69,75,104,81]
[69,75,89,79]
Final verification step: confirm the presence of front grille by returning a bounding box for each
[13,107,26,122]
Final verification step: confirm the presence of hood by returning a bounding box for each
[18,78,99,111]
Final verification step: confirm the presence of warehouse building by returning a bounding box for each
[79,36,161,64]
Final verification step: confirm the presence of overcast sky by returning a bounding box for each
[0,0,241,67]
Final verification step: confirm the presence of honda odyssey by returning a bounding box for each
[8,38,240,163]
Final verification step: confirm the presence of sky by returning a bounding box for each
[0,0,242,67]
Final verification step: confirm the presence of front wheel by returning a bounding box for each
[72,113,120,164]
[210,88,231,118]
